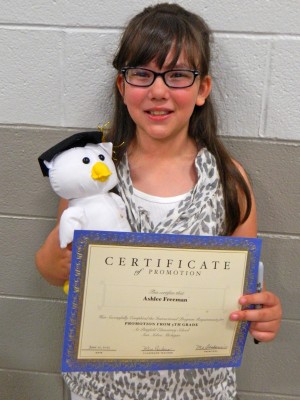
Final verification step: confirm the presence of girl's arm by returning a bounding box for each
[229,162,282,342]
[35,199,71,286]
[231,160,257,239]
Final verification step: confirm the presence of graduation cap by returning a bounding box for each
[38,130,103,176]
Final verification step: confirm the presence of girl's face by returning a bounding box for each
[117,50,211,146]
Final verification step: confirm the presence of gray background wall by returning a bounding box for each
[0,1,299,399]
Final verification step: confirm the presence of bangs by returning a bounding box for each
[115,12,201,70]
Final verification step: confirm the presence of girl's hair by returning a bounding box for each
[108,3,252,235]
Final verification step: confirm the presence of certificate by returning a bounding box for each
[62,231,261,372]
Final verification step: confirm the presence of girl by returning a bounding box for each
[36,3,282,399]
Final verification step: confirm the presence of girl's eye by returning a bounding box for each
[170,71,187,78]
[99,154,105,161]
[136,71,150,78]
[130,69,151,79]
[82,157,90,164]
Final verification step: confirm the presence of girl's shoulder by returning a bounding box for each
[231,159,249,181]
[230,159,257,238]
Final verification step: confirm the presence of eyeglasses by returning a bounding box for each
[121,67,200,88]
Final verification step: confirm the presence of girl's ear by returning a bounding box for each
[196,75,212,107]
[116,74,126,103]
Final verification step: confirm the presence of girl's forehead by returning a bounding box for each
[142,47,193,69]
[163,47,189,66]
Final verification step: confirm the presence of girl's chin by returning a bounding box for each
[137,130,185,143]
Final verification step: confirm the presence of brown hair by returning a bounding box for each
[108,3,251,235]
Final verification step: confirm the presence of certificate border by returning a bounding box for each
[62,231,261,372]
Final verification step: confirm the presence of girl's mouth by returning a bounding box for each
[147,110,171,116]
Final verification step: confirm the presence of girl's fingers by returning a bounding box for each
[250,329,278,342]
[230,291,282,323]
[239,291,280,307]
[230,305,281,322]
[249,320,280,333]
[249,321,281,342]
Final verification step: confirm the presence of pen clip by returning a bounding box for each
[256,261,264,293]
[254,261,264,344]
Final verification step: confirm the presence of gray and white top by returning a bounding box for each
[63,148,237,399]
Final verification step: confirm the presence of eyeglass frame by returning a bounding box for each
[120,67,201,89]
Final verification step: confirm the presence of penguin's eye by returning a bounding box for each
[82,157,90,164]
[99,154,105,161]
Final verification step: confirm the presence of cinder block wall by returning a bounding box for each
[0,1,299,399]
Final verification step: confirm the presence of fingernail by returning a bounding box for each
[230,313,239,321]
[239,297,247,305]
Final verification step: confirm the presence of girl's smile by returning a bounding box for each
[146,109,172,117]
[145,107,174,122]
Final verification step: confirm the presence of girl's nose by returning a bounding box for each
[148,76,169,99]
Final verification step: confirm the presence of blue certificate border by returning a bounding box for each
[62,231,261,372]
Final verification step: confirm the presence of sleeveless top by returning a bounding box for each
[63,148,237,399]
[132,187,188,226]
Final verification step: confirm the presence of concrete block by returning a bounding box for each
[211,36,269,137]
[0,217,66,300]
[0,28,62,126]
[223,138,300,235]
[0,0,144,28]
[0,1,64,25]
[191,0,300,34]
[1,1,300,34]
[0,297,66,372]
[260,236,300,321]
[63,31,120,128]
[238,393,300,400]
[0,126,77,217]
[265,39,300,140]
[0,370,64,400]
[237,321,300,396]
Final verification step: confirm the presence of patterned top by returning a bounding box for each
[63,148,237,399]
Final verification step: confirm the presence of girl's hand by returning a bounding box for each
[35,224,72,286]
[229,291,282,342]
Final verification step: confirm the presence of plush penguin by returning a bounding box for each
[38,131,131,293]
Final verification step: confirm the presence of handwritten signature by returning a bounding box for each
[142,346,174,352]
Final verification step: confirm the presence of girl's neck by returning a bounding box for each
[127,135,199,197]
[128,134,197,160]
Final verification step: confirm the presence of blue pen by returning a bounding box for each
[254,261,264,344]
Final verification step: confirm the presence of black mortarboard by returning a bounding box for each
[38,131,103,176]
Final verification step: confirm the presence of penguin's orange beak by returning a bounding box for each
[91,162,112,182]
